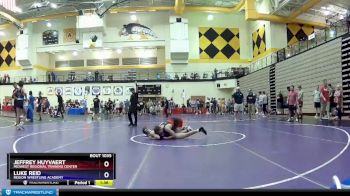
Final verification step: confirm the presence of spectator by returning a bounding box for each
[313,85,321,119]
[51,72,56,82]
[320,79,330,119]
[334,84,343,121]
[277,91,284,115]
[95,71,99,82]
[175,73,179,80]
[48,72,51,83]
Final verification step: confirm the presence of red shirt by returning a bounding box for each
[288,91,298,105]
[320,85,330,103]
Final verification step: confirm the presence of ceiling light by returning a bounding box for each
[207,14,214,21]
[0,31,5,36]
[339,15,344,20]
[46,22,52,27]
[321,6,326,10]
[116,49,122,54]
[50,3,58,9]
[72,51,78,56]
[130,15,137,21]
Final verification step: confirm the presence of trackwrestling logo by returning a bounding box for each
[2,189,57,196]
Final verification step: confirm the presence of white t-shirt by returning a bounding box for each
[258,95,264,104]
[262,95,268,104]
[313,90,321,103]
[115,100,120,108]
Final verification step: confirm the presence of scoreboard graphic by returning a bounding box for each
[6,153,116,187]
[137,84,161,95]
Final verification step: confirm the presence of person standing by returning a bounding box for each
[334,84,343,121]
[296,85,304,122]
[232,87,244,121]
[313,86,321,119]
[27,91,35,123]
[262,91,268,117]
[92,95,100,120]
[277,91,284,115]
[37,91,43,121]
[287,85,298,122]
[12,82,18,116]
[257,91,263,116]
[128,88,138,126]
[163,97,169,118]
[246,89,256,120]
[12,81,27,130]
[95,71,99,82]
[320,79,330,119]
[56,92,64,119]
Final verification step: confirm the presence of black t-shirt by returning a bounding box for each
[38,96,43,106]
[233,92,244,104]
[57,95,63,105]
[93,98,100,108]
[277,94,283,103]
[130,93,138,107]
[246,94,256,104]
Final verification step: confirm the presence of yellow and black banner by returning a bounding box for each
[0,40,16,68]
[287,23,314,45]
[199,27,240,60]
[252,25,266,58]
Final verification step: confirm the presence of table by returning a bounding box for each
[67,108,85,115]
[2,105,14,112]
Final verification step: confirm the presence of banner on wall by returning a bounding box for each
[102,86,112,95]
[63,28,76,43]
[47,87,54,95]
[43,30,59,45]
[65,87,72,95]
[83,32,103,48]
[114,86,123,96]
[125,86,134,95]
[74,87,83,96]
[55,87,63,95]
[119,23,157,40]
[84,86,90,96]
[92,86,101,96]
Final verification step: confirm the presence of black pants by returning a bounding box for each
[336,107,342,120]
[128,110,137,125]
[263,104,267,115]
[288,105,295,117]
[57,104,64,117]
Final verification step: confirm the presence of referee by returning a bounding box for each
[128,88,138,126]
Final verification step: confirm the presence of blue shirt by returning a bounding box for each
[29,95,35,108]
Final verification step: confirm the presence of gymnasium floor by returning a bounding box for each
[0,113,349,189]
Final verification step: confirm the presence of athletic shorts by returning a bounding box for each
[234,103,244,112]
[288,105,295,111]
[15,100,24,109]
[36,106,42,113]
[314,102,320,108]
[298,101,303,108]
[94,108,100,114]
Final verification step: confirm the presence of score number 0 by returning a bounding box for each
[104,161,110,178]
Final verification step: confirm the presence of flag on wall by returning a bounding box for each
[287,24,314,46]
[0,0,17,12]
[252,25,266,58]
[0,40,16,68]
[199,27,240,60]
